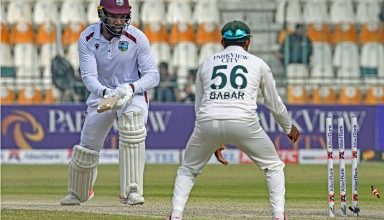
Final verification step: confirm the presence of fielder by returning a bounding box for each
[168,21,299,220]
[60,0,159,206]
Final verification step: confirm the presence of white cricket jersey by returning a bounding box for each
[195,46,292,134]
[78,22,160,106]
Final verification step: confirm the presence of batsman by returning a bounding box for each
[60,0,159,206]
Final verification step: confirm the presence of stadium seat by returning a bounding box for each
[0,78,16,104]
[66,43,80,74]
[331,23,358,44]
[307,24,331,43]
[40,43,59,68]
[0,43,13,67]
[338,86,362,105]
[176,67,190,85]
[199,43,222,64]
[13,44,39,78]
[128,0,140,28]
[7,0,34,44]
[311,86,337,104]
[167,0,195,44]
[16,79,42,104]
[43,82,61,104]
[360,43,384,77]
[275,0,302,30]
[18,87,43,104]
[61,0,86,45]
[33,1,58,44]
[7,0,32,24]
[364,86,384,104]
[40,43,59,78]
[303,0,328,24]
[171,42,198,70]
[193,0,221,45]
[333,42,359,79]
[1,4,10,44]
[87,0,99,24]
[310,43,333,79]
[141,0,168,44]
[359,23,384,44]
[287,85,309,104]
[329,0,355,25]
[356,0,380,25]
[151,42,171,64]
[286,64,309,85]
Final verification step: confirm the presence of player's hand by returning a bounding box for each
[105,85,133,110]
[287,125,299,143]
[214,145,228,166]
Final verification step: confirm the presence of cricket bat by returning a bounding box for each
[97,96,119,113]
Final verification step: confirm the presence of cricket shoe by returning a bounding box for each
[120,193,145,206]
[60,188,94,205]
[273,212,287,220]
[167,210,183,220]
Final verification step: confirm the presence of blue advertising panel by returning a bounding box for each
[1,104,382,150]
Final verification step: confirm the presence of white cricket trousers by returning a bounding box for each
[80,95,148,152]
[172,119,286,215]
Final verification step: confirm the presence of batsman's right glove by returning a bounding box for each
[104,85,134,110]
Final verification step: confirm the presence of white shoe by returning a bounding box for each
[60,192,81,205]
[273,212,287,220]
[60,189,94,205]
[120,193,145,205]
[167,210,183,220]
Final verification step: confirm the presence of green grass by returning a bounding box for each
[1,163,384,219]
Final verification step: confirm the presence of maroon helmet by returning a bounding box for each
[99,0,131,15]
[98,0,132,36]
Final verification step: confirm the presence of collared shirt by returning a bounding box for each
[78,22,159,106]
[195,46,292,134]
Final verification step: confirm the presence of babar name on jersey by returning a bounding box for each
[209,91,245,100]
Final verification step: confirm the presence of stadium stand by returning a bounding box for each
[0,0,383,104]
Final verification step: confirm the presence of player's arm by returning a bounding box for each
[194,63,204,114]
[128,33,160,93]
[78,33,109,98]
[260,61,299,143]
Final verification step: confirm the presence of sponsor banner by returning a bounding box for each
[146,150,180,164]
[1,104,381,150]
[0,149,181,164]
[299,149,360,165]
[377,105,384,151]
[99,149,119,164]
[1,149,67,164]
[180,149,240,165]
[361,150,384,162]
[240,149,299,164]
[207,149,240,165]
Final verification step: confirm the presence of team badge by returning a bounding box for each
[118,41,129,52]
[116,0,124,6]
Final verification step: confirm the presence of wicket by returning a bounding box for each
[326,116,359,217]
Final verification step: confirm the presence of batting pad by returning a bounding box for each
[118,111,147,198]
[68,145,99,202]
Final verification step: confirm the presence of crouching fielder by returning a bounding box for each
[168,20,299,220]
[60,0,159,206]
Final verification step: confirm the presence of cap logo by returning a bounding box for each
[116,0,124,6]
[223,29,248,40]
